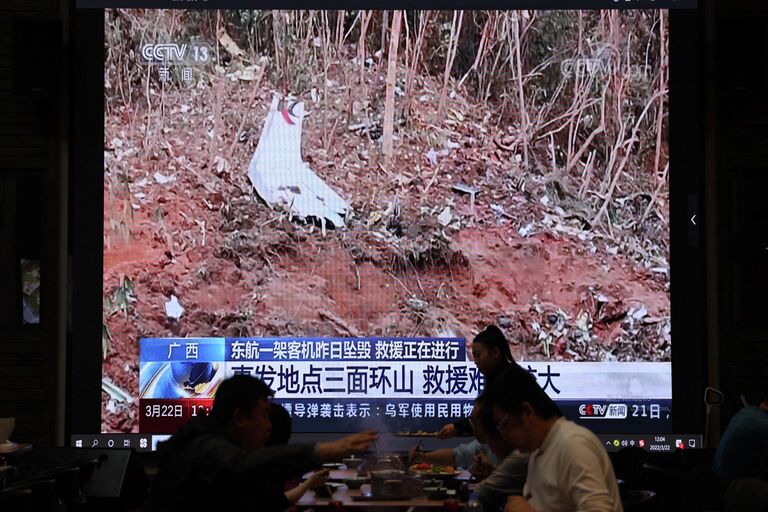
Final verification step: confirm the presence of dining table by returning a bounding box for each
[296,468,473,509]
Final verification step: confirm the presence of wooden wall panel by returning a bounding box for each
[0,0,63,446]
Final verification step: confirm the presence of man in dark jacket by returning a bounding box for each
[145,375,377,512]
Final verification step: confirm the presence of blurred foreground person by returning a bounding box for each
[486,370,622,512]
[410,398,498,473]
[266,402,332,507]
[713,384,768,481]
[145,375,377,512]
[473,394,529,512]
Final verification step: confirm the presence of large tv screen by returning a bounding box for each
[100,8,673,440]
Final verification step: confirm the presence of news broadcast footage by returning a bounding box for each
[101,9,671,437]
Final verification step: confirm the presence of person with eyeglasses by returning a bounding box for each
[486,370,622,512]
[473,394,530,512]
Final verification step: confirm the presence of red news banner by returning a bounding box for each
[140,398,214,433]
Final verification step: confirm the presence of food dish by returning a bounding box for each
[409,463,459,478]
[395,431,438,437]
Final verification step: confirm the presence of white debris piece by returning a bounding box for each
[426,148,438,166]
[154,172,175,184]
[247,97,349,228]
[518,222,535,238]
[165,295,184,320]
[437,206,453,227]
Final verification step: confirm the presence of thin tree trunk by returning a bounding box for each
[381,10,389,52]
[358,10,372,104]
[271,10,282,90]
[321,11,331,144]
[336,10,345,58]
[404,11,431,118]
[458,12,492,90]
[653,10,667,188]
[513,10,529,169]
[593,87,666,227]
[382,10,403,166]
[439,10,464,114]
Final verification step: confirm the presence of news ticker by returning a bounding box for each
[71,433,702,453]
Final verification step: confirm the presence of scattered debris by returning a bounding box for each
[425,148,450,166]
[437,207,453,227]
[165,295,184,320]
[518,222,535,238]
[154,172,175,184]
[226,62,265,82]
[318,310,360,337]
[451,183,478,196]
[451,183,479,214]
[102,378,133,404]
[218,30,244,58]
[214,155,229,175]
[490,203,514,220]
[406,297,429,312]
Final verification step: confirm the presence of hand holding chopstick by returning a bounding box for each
[315,431,379,460]
[471,451,495,479]
[408,440,424,463]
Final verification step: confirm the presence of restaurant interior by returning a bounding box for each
[1,0,767,510]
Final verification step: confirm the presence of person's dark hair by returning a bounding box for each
[474,325,515,365]
[267,403,292,446]
[210,375,274,423]
[485,368,561,421]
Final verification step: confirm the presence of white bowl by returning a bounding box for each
[0,418,15,442]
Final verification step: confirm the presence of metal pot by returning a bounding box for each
[370,470,422,498]
[362,453,405,472]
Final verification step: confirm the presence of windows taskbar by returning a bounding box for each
[71,433,703,453]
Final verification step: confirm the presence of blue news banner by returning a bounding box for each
[138,337,672,434]
[139,337,479,433]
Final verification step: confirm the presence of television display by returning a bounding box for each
[99,7,676,440]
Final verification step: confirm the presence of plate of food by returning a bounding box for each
[409,463,460,478]
[395,431,438,437]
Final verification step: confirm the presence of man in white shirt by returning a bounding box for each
[486,370,623,512]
